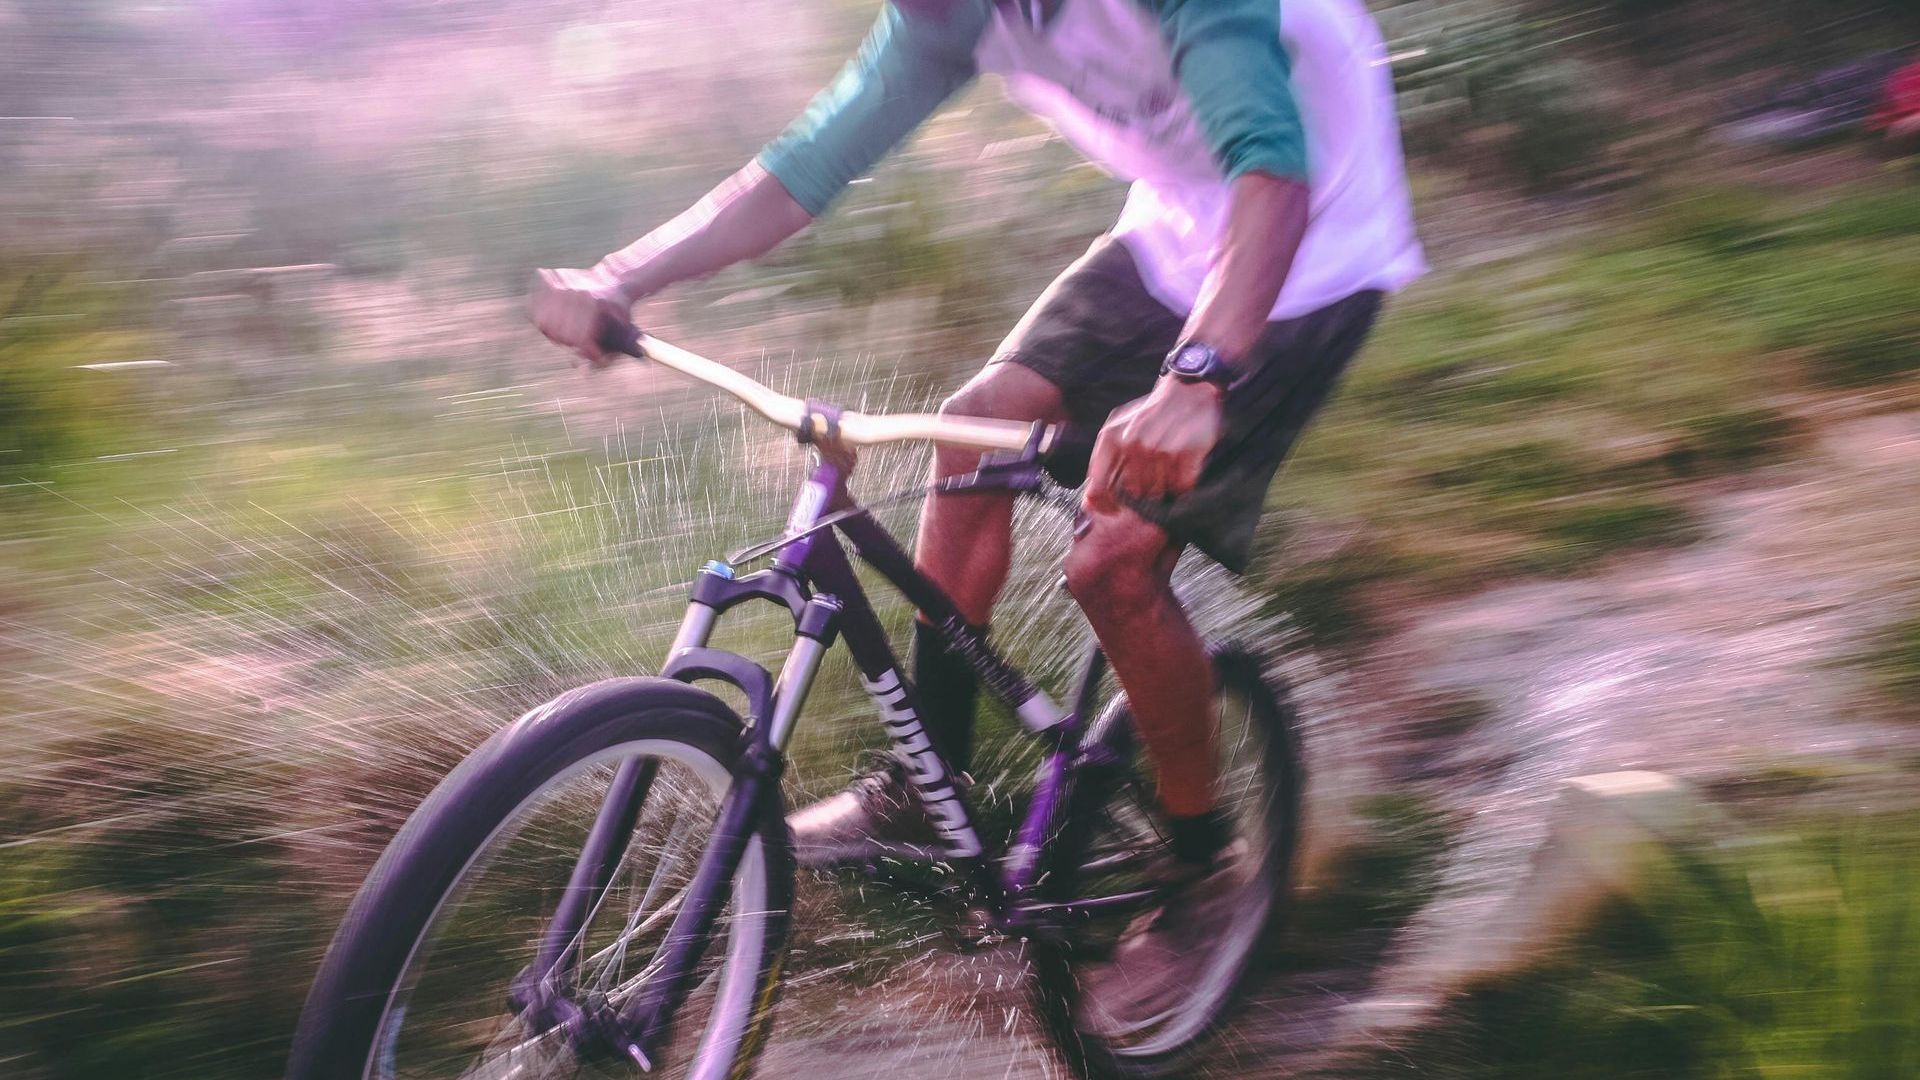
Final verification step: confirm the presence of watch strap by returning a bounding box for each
[1162,342,1241,392]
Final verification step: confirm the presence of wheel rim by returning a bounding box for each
[370,738,772,1080]
[1067,669,1285,1057]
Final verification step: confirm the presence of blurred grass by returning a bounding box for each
[3,1,1920,1077]
[1287,793,1456,964]
[1859,613,1920,717]
[1275,182,1920,594]
[1343,809,1920,1079]
[5,176,1917,1080]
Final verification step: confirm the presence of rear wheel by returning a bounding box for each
[288,678,792,1080]
[1031,644,1302,1079]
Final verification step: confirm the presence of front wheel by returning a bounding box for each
[288,678,793,1080]
[1031,644,1303,1079]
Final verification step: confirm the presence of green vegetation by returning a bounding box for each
[1259,539,1405,651]
[1278,182,1920,584]
[1385,3,1625,190]
[0,269,154,471]
[1348,811,1920,1079]
[1860,614,1920,715]
[1289,794,1455,961]
[3,0,1919,1077]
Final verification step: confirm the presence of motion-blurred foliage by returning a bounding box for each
[1365,812,1920,1079]
[2,0,1918,1077]
[1383,2,1625,189]
[0,270,148,470]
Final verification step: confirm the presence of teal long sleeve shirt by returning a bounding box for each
[758,0,1308,216]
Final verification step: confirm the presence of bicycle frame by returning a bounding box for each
[544,445,1131,1064]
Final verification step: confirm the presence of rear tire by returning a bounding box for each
[288,678,793,1080]
[1030,644,1302,1079]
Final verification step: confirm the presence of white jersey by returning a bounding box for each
[976,0,1426,318]
[760,0,1426,318]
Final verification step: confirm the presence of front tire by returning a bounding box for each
[289,678,793,1080]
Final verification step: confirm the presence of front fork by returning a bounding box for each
[512,757,658,1023]
[512,581,726,1024]
[560,565,838,1068]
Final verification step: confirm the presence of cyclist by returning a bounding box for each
[533,0,1423,1003]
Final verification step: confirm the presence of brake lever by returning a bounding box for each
[938,422,1050,495]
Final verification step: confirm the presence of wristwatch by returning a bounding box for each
[1161,342,1239,392]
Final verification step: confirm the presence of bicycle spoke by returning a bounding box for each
[575,890,685,992]
[371,742,768,1080]
[461,1015,577,1080]
[580,797,702,994]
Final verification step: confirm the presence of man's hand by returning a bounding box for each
[1084,377,1225,513]
[529,266,634,368]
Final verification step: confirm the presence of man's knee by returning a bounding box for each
[939,362,1063,421]
[1063,508,1176,620]
[934,363,1064,473]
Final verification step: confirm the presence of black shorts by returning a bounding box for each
[991,235,1381,573]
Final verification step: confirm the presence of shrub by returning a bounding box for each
[1259,539,1402,650]
[1539,496,1699,555]
[1351,811,1920,1079]
[1809,321,1920,387]
[1645,189,1794,257]
[1422,441,1588,500]
[0,267,151,471]
[1666,407,1800,474]
[1859,614,1920,713]
[1381,2,1624,190]
[1286,793,1453,965]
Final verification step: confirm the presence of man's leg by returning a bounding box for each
[789,236,1159,864]
[914,362,1067,623]
[910,362,1067,772]
[787,363,1067,864]
[1063,503,1224,856]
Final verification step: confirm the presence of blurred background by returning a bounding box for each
[3,0,1919,1076]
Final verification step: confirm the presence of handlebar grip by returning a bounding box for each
[597,320,643,358]
[1042,425,1096,486]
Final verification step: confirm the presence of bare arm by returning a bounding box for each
[532,2,985,366]
[1085,173,1310,508]
[533,4,981,366]
[1177,172,1309,366]
[529,162,812,365]
[1083,0,1313,507]
[596,160,813,303]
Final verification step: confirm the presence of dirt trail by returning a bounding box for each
[756,411,1920,1077]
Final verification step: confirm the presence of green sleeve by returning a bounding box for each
[1148,0,1309,182]
[756,2,987,217]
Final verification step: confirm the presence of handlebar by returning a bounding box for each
[597,321,1075,459]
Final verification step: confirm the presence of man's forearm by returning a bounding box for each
[1176,172,1310,366]
[597,161,814,301]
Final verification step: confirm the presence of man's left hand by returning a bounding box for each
[1084,377,1225,513]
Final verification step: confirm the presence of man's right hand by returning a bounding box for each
[529,266,635,368]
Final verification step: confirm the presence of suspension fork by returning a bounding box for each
[608,592,840,1068]
[514,584,730,1024]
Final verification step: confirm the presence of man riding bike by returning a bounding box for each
[533,0,1423,1006]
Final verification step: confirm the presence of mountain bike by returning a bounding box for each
[287,323,1303,1080]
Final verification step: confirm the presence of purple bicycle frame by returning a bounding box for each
[774,453,1108,904]
[587,449,1122,1063]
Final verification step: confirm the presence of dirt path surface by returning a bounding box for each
[755,411,1920,1078]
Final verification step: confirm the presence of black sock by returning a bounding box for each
[912,618,979,777]
[1166,808,1233,867]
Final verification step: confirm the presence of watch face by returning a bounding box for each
[1170,344,1215,377]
